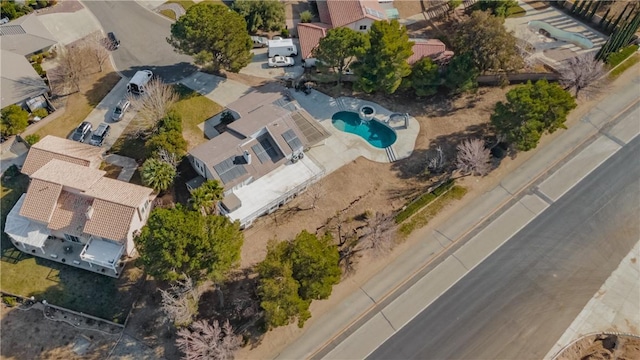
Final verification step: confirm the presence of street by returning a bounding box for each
[368,135,640,359]
[83,0,195,82]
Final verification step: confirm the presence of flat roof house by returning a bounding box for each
[188,83,330,228]
[5,136,155,277]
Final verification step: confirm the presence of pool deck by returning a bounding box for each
[289,88,419,174]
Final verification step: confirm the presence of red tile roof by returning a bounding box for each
[297,22,331,59]
[325,0,387,28]
[408,39,447,65]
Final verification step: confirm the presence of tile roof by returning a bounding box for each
[84,177,153,208]
[21,135,103,176]
[227,104,290,138]
[19,179,62,223]
[83,199,136,242]
[325,0,387,28]
[30,159,105,192]
[297,23,331,59]
[317,0,332,24]
[408,39,447,65]
[0,14,57,56]
[47,191,93,237]
[226,83,287,118]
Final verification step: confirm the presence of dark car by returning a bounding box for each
[89,123,111,146]
[107,32,120,49]
[72,121,92,142]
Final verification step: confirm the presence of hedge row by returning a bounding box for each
[395,179,455,224]
[607,45,639,67]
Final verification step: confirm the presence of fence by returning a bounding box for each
[477,72,561,85]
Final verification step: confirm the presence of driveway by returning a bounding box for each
[179,71,251,107]
[36,0,101,45]
[82,0,196,82]
[72,78,136,151]
[241,46,305,80]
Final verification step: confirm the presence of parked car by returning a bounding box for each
[251,36,268,48]
[71,121,92,142]
[89,123,111,146]
[107,32,120,49]
[272,36,283,40]
[111,99,130,121]
[268,56,295,68]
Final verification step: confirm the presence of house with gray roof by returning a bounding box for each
[0,14,55,108]
[188,83,330,228]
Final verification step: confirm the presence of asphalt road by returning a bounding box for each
[83,0,195,82]
[368,135,640,360]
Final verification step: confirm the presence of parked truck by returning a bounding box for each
[127,70,153,95]
[268,39,298,58]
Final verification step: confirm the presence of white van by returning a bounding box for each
[268,39,298,58]
[127,70,153,95]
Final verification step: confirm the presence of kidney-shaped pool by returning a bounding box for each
[331,111,397,149]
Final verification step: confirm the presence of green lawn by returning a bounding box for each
[398,186,468,237]
[609,53,640,80]
[0,166,143,322]
[507,5,526,18]
[173,84,223,148]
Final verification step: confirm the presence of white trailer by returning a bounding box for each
[268,39,298,58]
[127,70,153,95]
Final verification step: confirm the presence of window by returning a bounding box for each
[359,25,367,30]
[141,199,150,214]
[64,234,80,243]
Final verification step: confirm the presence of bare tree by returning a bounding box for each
[426,146,446,175]
[159,276,202,327]
[157,148,180,170]
[129,77,178,127]
[304,183,326,210]
[55,45,90,94]
[559,53,606,99]
[84,32,110,72]
[360,212,396,257]
[456,138,491,176]
[176,319,242,360]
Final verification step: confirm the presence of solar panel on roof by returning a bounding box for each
[213,156,248,184]
[282,129,303,152]
[251,143,271,164]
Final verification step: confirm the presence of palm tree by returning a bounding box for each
[141,158,176,193]
[189,180,224,215]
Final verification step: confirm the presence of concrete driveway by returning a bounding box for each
[83,0,196,82]
[241,47,305,80]
[36,0,101,45]
[179,71,251,107]
[72,78,136,151]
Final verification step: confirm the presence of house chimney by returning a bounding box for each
[243,150,252,164]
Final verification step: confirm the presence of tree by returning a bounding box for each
[84,32,110,72]
[355,20,413,94]
[596,10,640,61]
[169,3,253,73]
[299,10,313,23]
[454,11,523,74]
[442,52,479,94]
[287,231,340,301]
[146,130,188,159]
[160,276,202,327]
[189,180,224,215]
[312,27,367,85]
[55,45,90,94]
[0,105,29,137]
[141,157,177,192]
[257,240,311,329]
[491,80,577,151]
[232,0,285,33]
[456,139,491,176]
[130,78,178,128]
[360,212,395,257]
[304,183,326,210]
[157,111,183,133]
[136,206,244,282]
[406,57,441,97]
[176,319,241,360]
[477,0,518,17]
[559,53,606,98]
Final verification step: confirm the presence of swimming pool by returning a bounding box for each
[331,111,397,148]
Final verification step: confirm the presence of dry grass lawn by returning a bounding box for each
[173,85,223,148]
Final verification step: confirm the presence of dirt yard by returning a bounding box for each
[555,334,640,360]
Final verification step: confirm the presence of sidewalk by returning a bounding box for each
[276,70,640,359]
[545,241,640,359]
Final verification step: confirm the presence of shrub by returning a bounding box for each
[220,111,235,125]
[1,105,29,137]
[157,111,182,133]
[300,10,313,23]
[31,63,46,76]
[280,28,290,38]
[146,130,187,159]
[32,108,48,119]
[395,180,454,223]
[2,296,18,307]
[24,134,41,145]
[606,44,639,67]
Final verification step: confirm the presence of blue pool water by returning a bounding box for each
[331,111,397,149]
